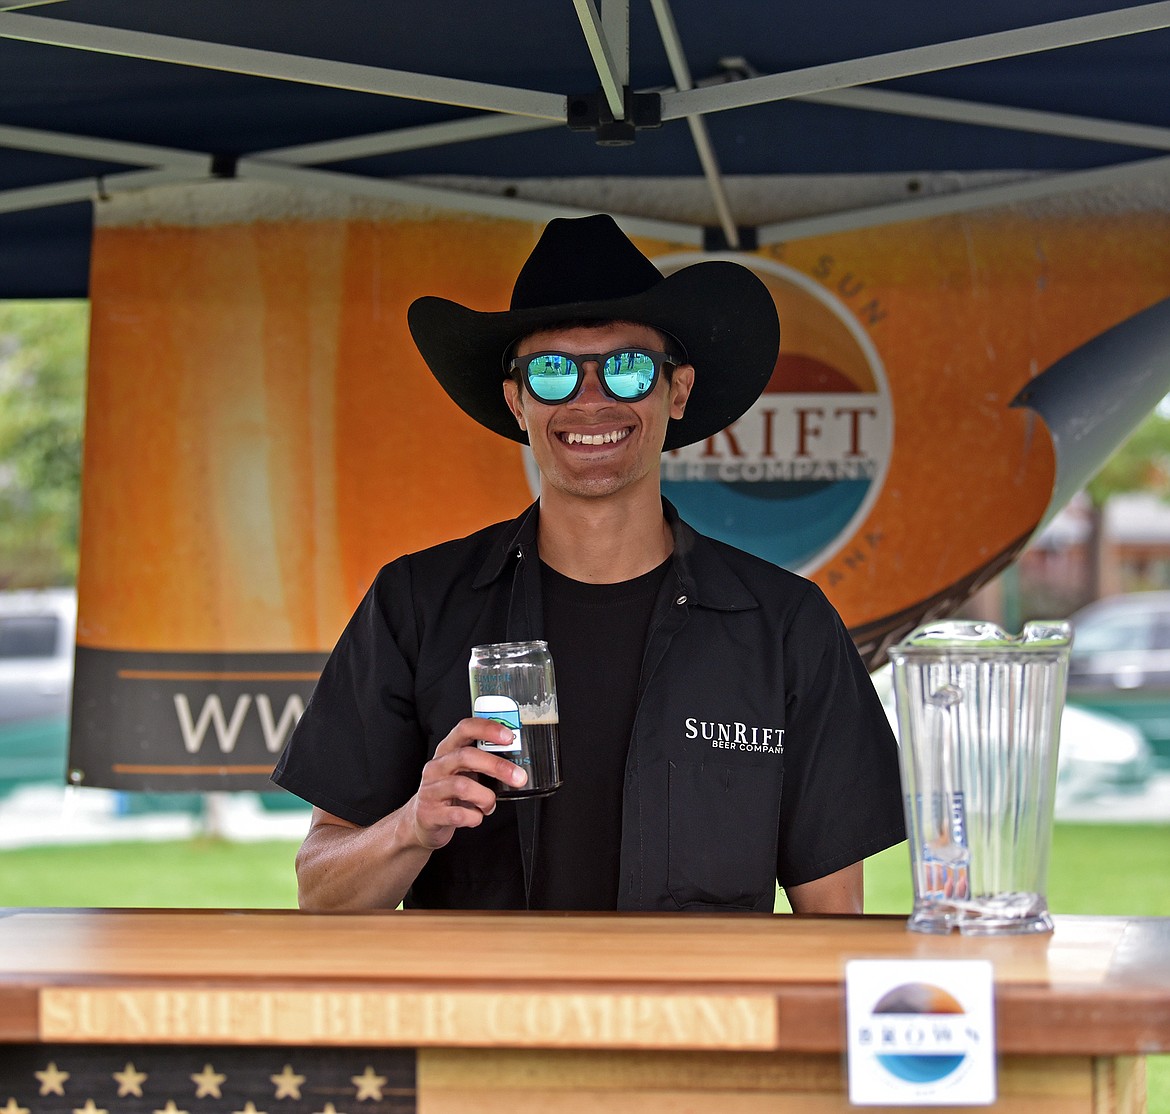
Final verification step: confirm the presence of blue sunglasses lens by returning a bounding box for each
[602,350,657,399]
[526,354,579,401]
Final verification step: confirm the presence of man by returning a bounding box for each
[272,214,905,914]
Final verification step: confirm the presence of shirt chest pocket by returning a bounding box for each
[666,754,784,912]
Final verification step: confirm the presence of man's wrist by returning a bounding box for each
[386,799,441,858]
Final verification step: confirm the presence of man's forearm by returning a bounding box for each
[292,717,527,910]
[295,809,433,911]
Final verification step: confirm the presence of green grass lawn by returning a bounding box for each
[1,822,1163,914]
[1,823,1167,1111]
[0,836,302,909]
[860,822,1170,917]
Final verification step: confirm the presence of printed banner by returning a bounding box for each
[70,183,1170,789]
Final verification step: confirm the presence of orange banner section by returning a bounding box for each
[80,213,532,653]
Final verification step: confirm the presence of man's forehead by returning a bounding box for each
[516,319,665,352]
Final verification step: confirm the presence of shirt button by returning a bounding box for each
[676,595,688,605]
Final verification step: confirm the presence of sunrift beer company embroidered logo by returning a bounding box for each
[657,255,892,574]
[685,717,784,754]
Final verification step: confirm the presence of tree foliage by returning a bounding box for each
[0,301,89,588]
[1085,398,1170,507]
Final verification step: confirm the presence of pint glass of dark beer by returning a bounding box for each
[468,641,561,798]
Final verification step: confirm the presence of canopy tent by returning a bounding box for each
[5,1,1170,790]
[1,0,1169,297]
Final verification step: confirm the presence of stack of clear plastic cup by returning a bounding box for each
[889,621,1072,935]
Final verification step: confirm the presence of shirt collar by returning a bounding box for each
[663,499,759,612]
[472,501,540,589]
[472,497,759,613]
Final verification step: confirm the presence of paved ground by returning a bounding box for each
[1,773,1167,851]
[1054,769,1170,824]
[0,785,312,849]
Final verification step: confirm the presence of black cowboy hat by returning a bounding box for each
[407,214,780,452]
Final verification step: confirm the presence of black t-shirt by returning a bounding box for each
[529,557,670,909]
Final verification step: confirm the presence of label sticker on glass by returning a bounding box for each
[474,695,522,752]
[919,791,971,903]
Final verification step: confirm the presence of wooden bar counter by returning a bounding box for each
[1,909,1167,1112]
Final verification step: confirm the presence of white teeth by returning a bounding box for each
[564,428,631,445]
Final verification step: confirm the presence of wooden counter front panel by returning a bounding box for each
[0,1045,1141,1114]
[417,1049,1143,1114]
[2,911,1162,1114]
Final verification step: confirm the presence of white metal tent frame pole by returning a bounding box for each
[573,0,628,120]
[0,10,567,120]
[755,153,1170,246]
[0,115,702,240]
[263,115,560,164]
[0,124,217,215]
[801,87,1170,152]
[649,0,740,249]
[0,123,208,170]
[0,116,704,240]
[662,2,1170,120]
[575,0,742,246]
[236,158,703,244]
[0,167,193,215]
[601,0,630,89]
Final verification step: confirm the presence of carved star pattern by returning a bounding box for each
[113,1062,148,1098]
[17,1057,396,1114]
[270,1064,305,1100]
[351,1067,386,1102]
[72,1101,108,1114]
[35,1063,70,1097]
[191,1064,226,1099]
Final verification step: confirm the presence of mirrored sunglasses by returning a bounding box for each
[508,348,676,404]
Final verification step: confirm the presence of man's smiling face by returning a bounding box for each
[503,321,694,502]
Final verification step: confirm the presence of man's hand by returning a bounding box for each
[401,716,529,850]
[293,717,527,911]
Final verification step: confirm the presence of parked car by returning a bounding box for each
[0,587,305,818]
[1054,702,1154,803]
[1066,591,1170,768]
[869,663,1154,808]
[0,588,75,796]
